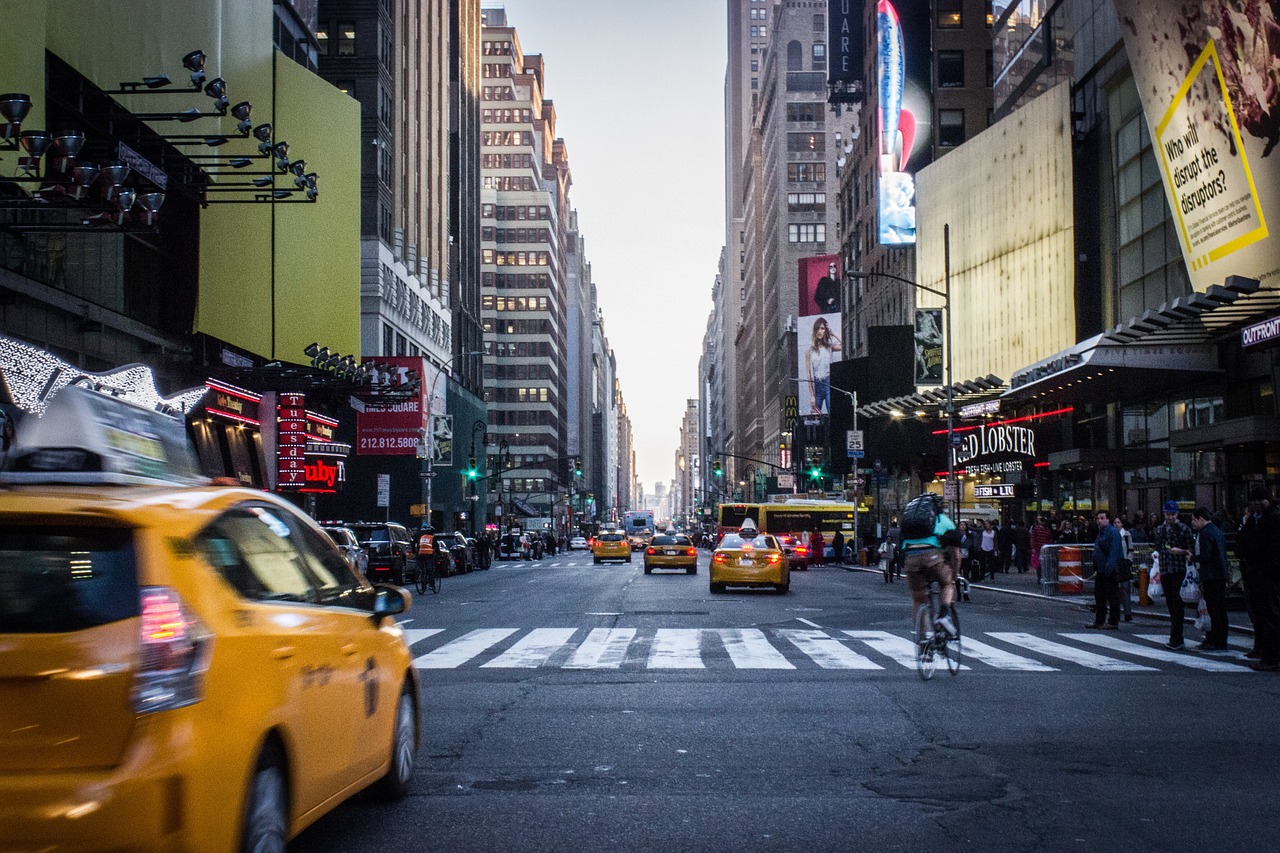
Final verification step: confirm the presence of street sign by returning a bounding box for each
[943,481,959,501]
[376,473,391,507]
[777,473,795,489]
[847,429,865,459]
[409,503,425,516]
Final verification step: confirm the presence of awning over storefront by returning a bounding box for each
[1003,275,1274,406]
[857,374,1004,419]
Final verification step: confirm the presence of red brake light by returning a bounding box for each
[686,548,697,556]
[767,553,782,564]
[796,546,808,555]
[646,547,656,555]
[134,587,212,714]
[713,553,726,563]
[141,590,186,643]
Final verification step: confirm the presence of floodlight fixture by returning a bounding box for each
[230,101,252,133]
[182,50,207,87]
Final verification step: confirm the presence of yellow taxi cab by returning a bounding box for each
[643,533,698,575]
[592,530,631,564]
[710,528,789,594]
[0,386,420,852]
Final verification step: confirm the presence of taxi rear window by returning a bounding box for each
[600,533,624,542]
[0,525,139,633]
[651,536,676,545]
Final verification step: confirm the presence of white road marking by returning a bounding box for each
[564,628,636,669]
[1062,633,1249,671]
[649,629,705,668]
[482,628,578,668]
[413,628,518,668]
[842,630,966,669]
[957,636,1057,671]
[796,617,824,629]
[401,628,444,648]
[987,633,1155,671]
[1134,633,1251,653]
[718,628,794,669]
[780,629,882,669]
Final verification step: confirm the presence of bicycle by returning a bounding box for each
[413,555,441,596]
[914,578,963,680]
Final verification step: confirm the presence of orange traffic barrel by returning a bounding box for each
[1058,546,1084,593]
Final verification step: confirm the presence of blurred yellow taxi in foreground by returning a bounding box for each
[643,533,698,575]
[592,530,632,564]
[0,387,419,852]
[710,529,789,593]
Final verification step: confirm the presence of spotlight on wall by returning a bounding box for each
[137,191,165,225]
[182,50,207,87]
[0,92,32,142]
[272,141,289,172]
[203,77,229,113]
[230,101,252,134]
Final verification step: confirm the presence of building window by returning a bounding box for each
[316,24,330,54]
[787,40,803,71]
[938,109,965,146]
[938,51,964,88]
[337,22,356,55]
[813,14,824,32]
[787,192,827,211]
[937,0,961,27]
[751,59,759,72]
[786,103,823,123]
[811,43,826,70]
[787,223,827,243]
[787,132,825,152]
[787,162,826,182]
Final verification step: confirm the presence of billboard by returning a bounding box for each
[914,308,943,386]
[797,256,843,416]
[355,356,428,455]
[1113,0,1278,291]
[828,0,866,101]
[876,0,933,246]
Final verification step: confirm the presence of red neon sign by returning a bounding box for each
[932,406,1074,435]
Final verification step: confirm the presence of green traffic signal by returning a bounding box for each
[809,465,823,480]
[467,456,478,479]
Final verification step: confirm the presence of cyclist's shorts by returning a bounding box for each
[904,547,952,597]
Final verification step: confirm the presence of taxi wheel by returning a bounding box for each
[241,745,288,853]
[686,566,696,575]
[776,581,790,594]
[710,582,726,594]
[372,686,417,800]
[593,557,600,564]
[644,564,652,574]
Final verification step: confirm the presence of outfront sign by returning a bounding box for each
[1242,315,1280,349]
[356,356,428,455]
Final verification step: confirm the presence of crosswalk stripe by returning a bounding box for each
[986,632,1155,671]
[414,628,518,669]
[650,629,705,668]
[564,628,636,669]
[1134,633,1251,655]
[781,629,882,669]
[1061,633,1250,671]
[843,630,931,669]
[957,636,1057,671]
[401,628,444,648]
[719,628,795,669]
[482,628,578,668]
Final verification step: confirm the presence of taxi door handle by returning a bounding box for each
[270,645,297,660]
[340,643,358,656]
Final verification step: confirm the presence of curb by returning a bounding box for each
[836,561,1256,637]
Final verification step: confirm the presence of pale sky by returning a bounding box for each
[493,1,727,496]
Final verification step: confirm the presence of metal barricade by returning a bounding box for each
[1037,542,1155,595]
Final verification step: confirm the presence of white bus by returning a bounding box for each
[623,510,656,551]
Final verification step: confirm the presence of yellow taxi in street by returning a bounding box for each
[710,529,789,594]
[592,530,632,564]
[0,387,420,852]
[643,533,698,575]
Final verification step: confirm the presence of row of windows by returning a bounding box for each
[787,192,826,212]
[483,250,551,266]
[787,133,825,153]
[785,103,824,123]
[484,363,553,380]
[484,319,553,335]
[784,41,825,72]
[483,86,516,101]
[938,0,994,28]
[482,153,534,170]
[788,223,827,243]
[788,162,826,183]
[482,295,551,312]
[315,22,356,56]
[482,108,533,124]
[482,63,513,78]
[483,204,552,221]
[485,175,537,191]
[750,25,767,38]
[487,409,557,427]
[382,323,423,358]
[491,477,551,494]
[483,131,533,147]
[482,227,551,244]
[482,272,552,289]
[490,387,552,404]
[487,340,553,358]
[483,40,513,56]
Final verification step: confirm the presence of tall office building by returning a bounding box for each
[479,8,570,522]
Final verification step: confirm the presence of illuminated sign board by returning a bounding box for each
[797,255,842,417]
[1242,315,1280,349]
[876,0,932,246]
[206,380,262,426]
[975,483,1016,499]
[277,393,307,489]
[355,355,429,455]
[960,400,1001,419]
[827,0,865,103]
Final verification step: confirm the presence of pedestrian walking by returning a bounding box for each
[1236,485,1280,671]
[831,530,845,565]
[1030,516,1052,575]
[810,528,825,567]
[1189,507,1229,651]
[1086,510,1123,629]
[1153,500,1195,649]
[1113,516,1134,622]
[979,520,997,581]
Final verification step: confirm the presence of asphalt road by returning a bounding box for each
[294,548,1280,852]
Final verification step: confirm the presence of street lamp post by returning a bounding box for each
[423,350,482,530]
[848,224,955,519]
[789,377,859,556]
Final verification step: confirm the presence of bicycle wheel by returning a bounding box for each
[943,605,962,676]
[427,563,441,595]
[414,562,429,596]
[914,602,936,681]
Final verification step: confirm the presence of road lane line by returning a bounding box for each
[649,629,705,668]
[986,633,1155,671]
[781,629,882,669]
[1134,633,1251,654]
[1061,633,1249,671]
[718,628,794,669]
[564,628,636,668]
[796,617,824,629]
[414,628,518,669]
[955,636,1057,671]
[401,628,445,648]
[841,630,964,669]
[482,628,578,668]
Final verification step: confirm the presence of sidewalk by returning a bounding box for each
[836,557,1256,637]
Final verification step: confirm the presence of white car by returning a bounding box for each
[569,536,588,550]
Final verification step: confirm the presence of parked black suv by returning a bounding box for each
[346,521,415,586]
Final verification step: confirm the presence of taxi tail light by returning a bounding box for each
[686,548,697,556]
[713,553,727,563]
[646,547,656,555]
[767,553,782,564]
[132,586,213,715]
[796,546,808,556]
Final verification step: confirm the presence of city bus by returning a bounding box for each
[716,500,860,545]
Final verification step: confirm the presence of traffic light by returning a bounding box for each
[808,464,824,482]
[712,458,722,476]
[466,456,478,480]
[574,457,582,477]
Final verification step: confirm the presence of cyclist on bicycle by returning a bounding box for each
[900,493,960,638]
[417,525,438,580]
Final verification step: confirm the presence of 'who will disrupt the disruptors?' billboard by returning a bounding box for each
[1113,0,1278,291]
[876,0,933,246]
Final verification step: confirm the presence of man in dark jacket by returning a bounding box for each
[1236,485,1280,671]
[1087,510,1123,629]
[1153,500,1195,649]
[1190,506,1229,651]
